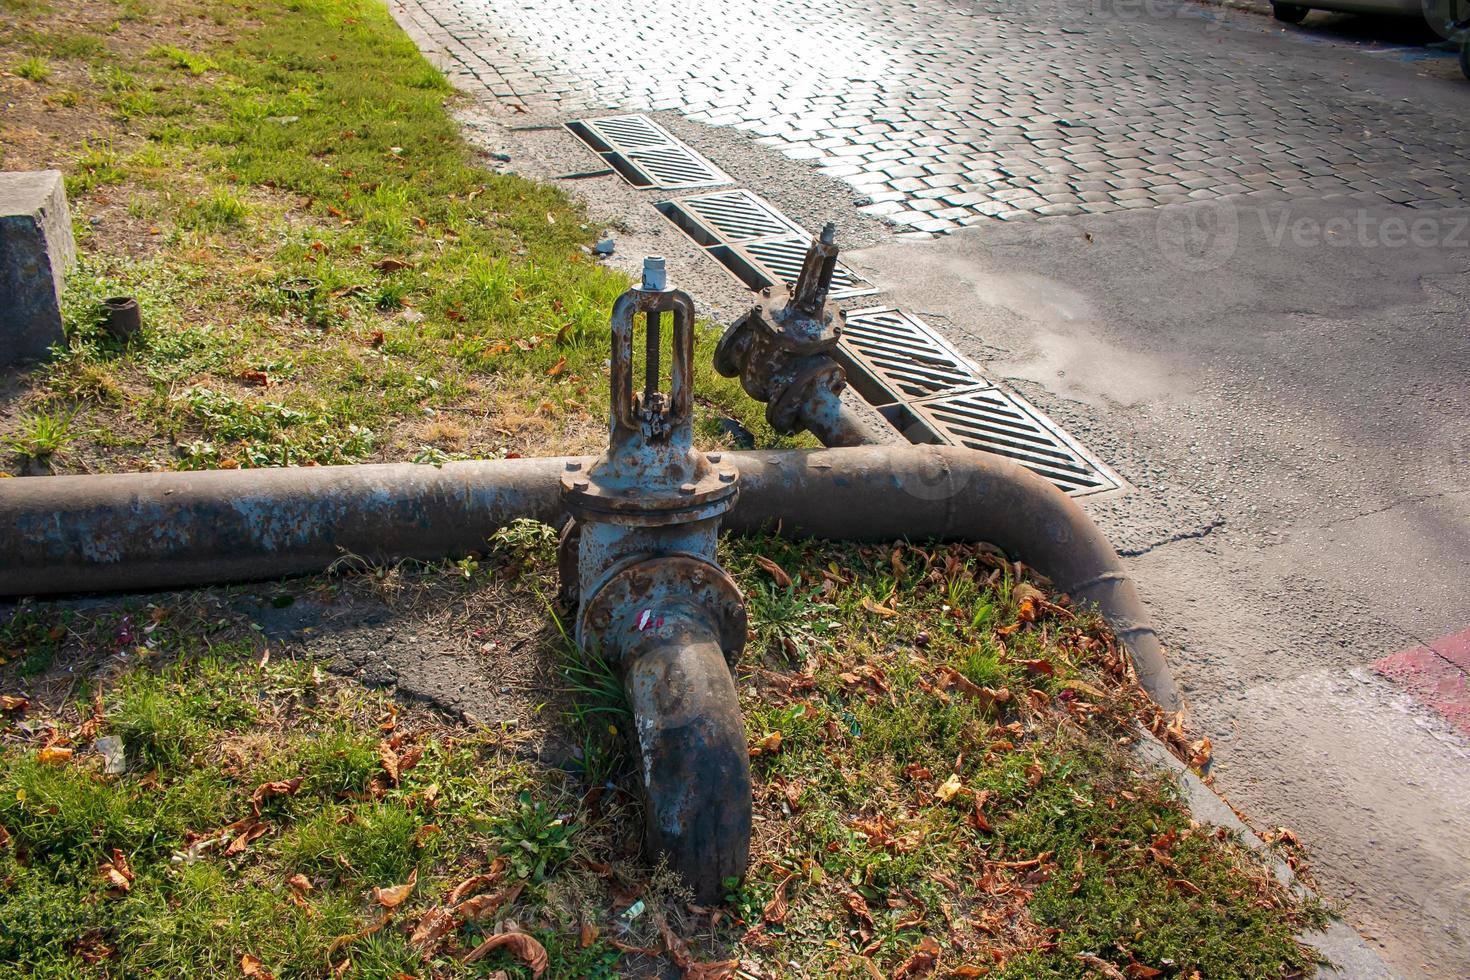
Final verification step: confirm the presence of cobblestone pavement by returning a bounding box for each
[394,0,1470,233]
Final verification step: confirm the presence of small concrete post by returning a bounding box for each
[1,170,77,365]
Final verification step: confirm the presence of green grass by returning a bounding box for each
[13,54,52,81]
[1,0,782,474]
[4,407,79,461]
[0,536,1325,978]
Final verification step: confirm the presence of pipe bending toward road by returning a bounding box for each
[0,447,1179,710]
[724,446,1180,712]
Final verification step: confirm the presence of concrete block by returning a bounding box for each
[1,170,76,366]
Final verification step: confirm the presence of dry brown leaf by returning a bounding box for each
[462,930,547,976]
[968,790,994,833]
[250,778,303,814]
[0,824,11,851]
[457,880,523,921]
[893,936,941,977]
[935,773,964,802]
[398,745,424,773]
[378,742,401,786]
[446,859,506,905]
[935,668,1011,714]
[546,356,567,378]
[754,555,792,589]
[225,821,268,856]
[749,731,782,758]
[1076,954,1127,979]
[409,906,456,952]
[287,873,313,894]
[0,695,28,713]
[762,873,795,924]
[373,257,412,272]
[37,745,74,765]
[684,961,739,979]
[1188,736,1212,769]
[579,917,598,948]
[327,911,391,958]
[860,595,897,618]
[374,868,418,908]
[240,953,274,979]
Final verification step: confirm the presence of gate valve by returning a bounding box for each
[559,257,751,902]
[714,222,849,436]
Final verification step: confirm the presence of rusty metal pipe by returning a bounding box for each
[0,449,1178,709]
[0,458,568,595]
[722,445,1181,712]
[620,603,751,903]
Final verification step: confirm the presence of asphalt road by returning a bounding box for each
[392,0,1470,973]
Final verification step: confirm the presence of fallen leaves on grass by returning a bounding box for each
[0,695,28,713]
[892,936,941,977]
[224,820,269,856]
[935,773,965,802]
[240,953,274,979]
[462,930,547,975]
[754,555,792,588]
[860,595,897,618]
[750,731,783,758]
[37,744,74,764]
[99,849,134,894]
[762,873,795,924]
[372,257,412,272]
[446,858,506,904]
[457,881,524,921]
[934,667,1010,713]
[326,911,392,958]
[373,868,417,908]
[408,906,456,952]
[250,778,302,815]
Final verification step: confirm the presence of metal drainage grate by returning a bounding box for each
[565,114,730,190]
[906,387,1121,497]
[656,190,876,300]
[837,307,985,402]
[666,189,807,243]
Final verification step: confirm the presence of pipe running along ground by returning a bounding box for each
[0,445,1180,711]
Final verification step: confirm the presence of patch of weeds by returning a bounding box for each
[492,790,577,883]
[23,29,106,60]
[67,138,125,195]
[13,55,52,82]
[147,43,213,75]
[177,187,250,230]
[5,406,79,464]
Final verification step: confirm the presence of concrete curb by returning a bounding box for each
[1135,732,1395,978]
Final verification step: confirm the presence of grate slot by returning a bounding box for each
[736,237,876,299]
[677,190,807,242]
[655,193,876,299]
[838,308,984,402]
[565,114,730,190]
[909,387,1120,496]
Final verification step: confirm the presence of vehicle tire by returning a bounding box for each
[1271,2,1309,23]
[623,624,751,903]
